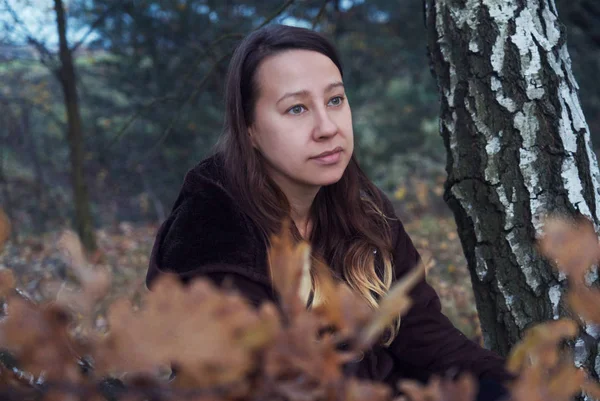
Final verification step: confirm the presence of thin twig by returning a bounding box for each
[312,0,330,29]
[123,0,297,163]
[258,0,296,28]
[70,2,121,53]
[182,32,245,84]
[2,0,55,67]
[108,33,243,149]
[132,52,229,166]
[104,95,179,151]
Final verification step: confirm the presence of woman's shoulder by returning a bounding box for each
[166,155,249,233]
[146,154,269,289]
[172,153,230,204]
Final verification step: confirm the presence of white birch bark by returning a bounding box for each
[424,0,600,379]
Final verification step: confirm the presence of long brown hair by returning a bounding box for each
[214,24,399,344]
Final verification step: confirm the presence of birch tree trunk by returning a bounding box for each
[424,0,600,377]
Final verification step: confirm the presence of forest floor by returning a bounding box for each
[0,193,482,344]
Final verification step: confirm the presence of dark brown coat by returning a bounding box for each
[146,155,512,394]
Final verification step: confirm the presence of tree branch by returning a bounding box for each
[113,0,297,164]
[2,0,55,67]
[132,52,229,167]
[258,0,296,28]
[104,95,179,151]
[182,32,244,84]
[70,2,121,53]
[136,0,297,162]
[107,32,243,149]
[112,1,297,158]
[312,0,330,29]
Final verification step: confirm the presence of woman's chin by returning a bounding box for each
[309,172,345,187]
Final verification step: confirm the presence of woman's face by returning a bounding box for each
[249,49,354,194]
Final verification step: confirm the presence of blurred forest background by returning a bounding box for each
[0,0,599,342]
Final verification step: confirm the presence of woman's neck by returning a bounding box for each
[289,203,313,240]
[274,181,320,240]
[263,164,320,239]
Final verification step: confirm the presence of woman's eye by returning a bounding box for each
[288,105,306,115]
[328,96,345,106]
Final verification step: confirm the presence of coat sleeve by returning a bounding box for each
[380,194,514,384]
[145,183,276,308]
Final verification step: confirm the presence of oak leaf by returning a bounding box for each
[96,274,278,392]
[345,378,392,401]
[268,219,312,319]
[0,208,9,253]
[0,269,15,297]
[539,216,600,282]
[357,260,425,349]
[396,374,477,401]
[0,295,86,384]
[310,258,372,345]
[506,319,578,374]
[567,284,600,324]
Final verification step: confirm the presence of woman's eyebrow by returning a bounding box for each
[276,89,309,105]
[325,81,344,92]
[276,81,345,105]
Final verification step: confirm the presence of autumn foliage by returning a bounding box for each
[0,211,600,401]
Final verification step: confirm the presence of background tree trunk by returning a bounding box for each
[54,0,97,252]
[424,0,600,378]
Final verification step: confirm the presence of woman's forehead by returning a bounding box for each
[255,50,342,96]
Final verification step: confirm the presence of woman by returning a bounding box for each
[146,24,512,398]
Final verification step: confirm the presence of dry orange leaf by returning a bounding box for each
[0,295,85,383]
[310,257,372,344]
[539,216,600,282]
[57,230,87,268]
[0,208,10,252]
[357,260,425,349]
[510,360,585,401]
[4,214,600,401]
[546,363,586,401]
[567,284,600,324]
[96,274,278,389]
[345,378,392,401]
[268,219,312,319]
[0,269,15,297]
[263,312,343,400]
[582,381,600,400]
[57,230,112,297]
[509,364,546,401]
[506,319,578,374]
[396,374,476,401]
[397,377,441,401]
[53,230,111,315]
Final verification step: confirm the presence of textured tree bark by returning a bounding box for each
[54,0,97,252]
[424,0,600,378]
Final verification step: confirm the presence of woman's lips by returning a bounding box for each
[311,147,343,165]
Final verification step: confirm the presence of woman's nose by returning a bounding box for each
[313,109,338,140]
